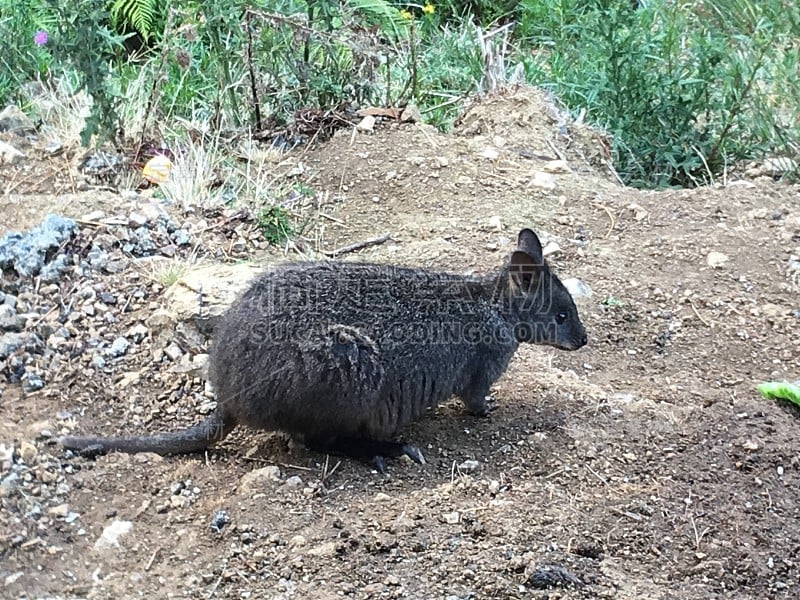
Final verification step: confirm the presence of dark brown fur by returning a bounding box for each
[61,229,587,469]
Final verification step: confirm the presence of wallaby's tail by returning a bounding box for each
[59,411,235,456]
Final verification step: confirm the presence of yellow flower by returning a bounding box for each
[422,3,435,14]
[400,9,413,19]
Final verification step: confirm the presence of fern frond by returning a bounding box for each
[110,0,157,40]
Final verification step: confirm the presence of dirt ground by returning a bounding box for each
[1,88,799,600]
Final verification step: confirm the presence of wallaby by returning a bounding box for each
[61,228,587,471]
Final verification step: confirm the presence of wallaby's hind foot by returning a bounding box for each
[307,436,426,473]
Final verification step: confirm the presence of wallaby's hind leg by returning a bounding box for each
[306,436,426,473]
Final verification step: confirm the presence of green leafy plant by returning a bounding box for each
[110,0,159,40]
[257,205,295,246]
[757,381,800,407]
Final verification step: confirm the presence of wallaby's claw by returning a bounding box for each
[401,444,426,465]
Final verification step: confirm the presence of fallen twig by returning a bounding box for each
[323,233,391,257]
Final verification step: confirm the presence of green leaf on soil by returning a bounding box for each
[757,381,800,407]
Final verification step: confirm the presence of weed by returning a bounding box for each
[256,206,295,246]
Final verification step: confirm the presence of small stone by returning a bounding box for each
[164,344,183,361]
[528,171,557,191]
[443,511,460,524]
[210,510,231,533]
[743,439,759,450]
[22,372,45,393]
[777,466,785,476]
[128,212,149,228]
[94,520,133,551]
[306,541,337,557]
[457,459,480,473]
[48,503,70,517]
[400,104,421,123]
[98,292,116,305]
[0,140,25,164]
[542,241,561,256]
[127,323,149,343]
[289,534,307,548]
[479,147,500,160]
[4,572,24,586]
[0,472,21,496]
[284,475,303,488]
[562,277,593,299]
[107,336,130,357]
[385,575,401,586]
[542,159,571,174]
[18,441,37,462]
[356,115,376,132]
[238,466,282,493]
[488,480,501,494]
[0,305,25,332]
[374,492,392,503]
[171,229,191,246]
[486,216,503,232]
[91,355,106,369]
[706,251,729,268]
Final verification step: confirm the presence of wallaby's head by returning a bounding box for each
[501,228,587,351]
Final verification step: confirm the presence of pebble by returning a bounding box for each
[284,475,304,487]
[0,305,25,331]
[18,441,37,462]
[706,251,729,268]
[48,503,69,517]
[164,344,183,361]
[22,372,45,393]
[107,336,130,357]
[171,229,191,246]
[562,277,593,299]
[457,459,480,473]
[0,472,21,497]
[94,520,133,550]
[238,466,282,493]
[91,355,107,369]
[443,511,461,524]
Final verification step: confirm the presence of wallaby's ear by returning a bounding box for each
[517,229,544,265]
[509,250,542,292]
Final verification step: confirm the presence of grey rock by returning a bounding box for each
[0,332,43,359]
[0,472,21,497]
[22,372,45,393]
[210,510,229,532]
[107,336,130,357]
[0,305,25,332]
[0,105,36,133]
[91,355,106,369]
[171,229,191,246]
[0,214,76,278]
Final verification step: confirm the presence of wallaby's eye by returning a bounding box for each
[555,312,567,324]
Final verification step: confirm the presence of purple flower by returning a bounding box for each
[33,30,48,46]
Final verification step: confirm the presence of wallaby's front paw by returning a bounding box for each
[467,396,497,417]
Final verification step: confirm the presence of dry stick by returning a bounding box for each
[545,137,567,162]
[244,9,262,132]
[595,203,616,238]
[145,547,161,571]
[323,234,391,257]
[689,299,711,327]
